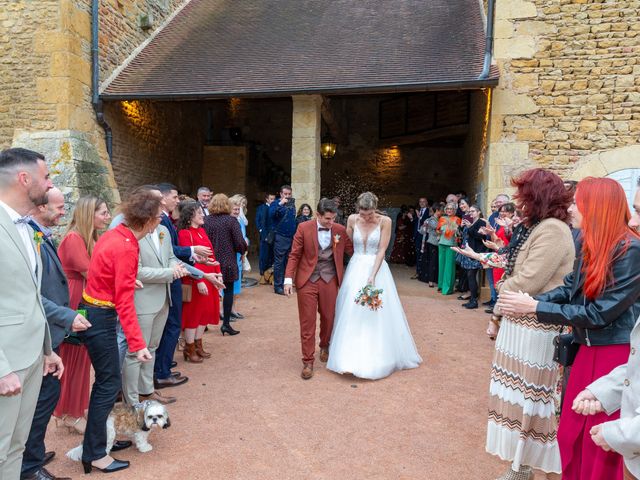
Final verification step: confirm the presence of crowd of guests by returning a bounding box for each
[381,171,640,480]
[1,145,639,480]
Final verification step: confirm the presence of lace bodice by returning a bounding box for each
[353,223,381,255]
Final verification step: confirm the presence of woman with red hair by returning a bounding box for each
[484,168,575,480]
[499,177,640,480]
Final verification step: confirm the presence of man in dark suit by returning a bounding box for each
[255,193,275,284]
[196,186,212,216]
[154,183,212,388]
[22,188,91,480]
[269,185,297,295]
[412,197,429,279]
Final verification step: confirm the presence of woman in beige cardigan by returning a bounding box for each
[485,169,575,480]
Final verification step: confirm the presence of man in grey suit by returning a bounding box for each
[121,223,188,406]
[0,148,63,480]
[21,188,92,480]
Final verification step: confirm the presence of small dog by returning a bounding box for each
[67,401,170,461]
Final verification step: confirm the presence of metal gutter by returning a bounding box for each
[92,0,113,162]
[478,0,496,80]
[100,78,500,102]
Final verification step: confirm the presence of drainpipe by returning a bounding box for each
[478,0,496,80]
[91,0,113,162]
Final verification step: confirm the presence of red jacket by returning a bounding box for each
[84,224,145,352]
[285,220,353,289]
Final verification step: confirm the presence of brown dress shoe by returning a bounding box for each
[194,338,211,358]
[154,375,189,389]
[319,348,329,363]
[301,363,314,380]
[139,390,177,405]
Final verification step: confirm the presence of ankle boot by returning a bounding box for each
[194,338,211,358]
[183,342,203,363]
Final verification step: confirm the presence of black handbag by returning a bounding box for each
[265,230,275,245]
[553,333,580,367]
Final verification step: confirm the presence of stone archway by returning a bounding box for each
[568,145,640,181]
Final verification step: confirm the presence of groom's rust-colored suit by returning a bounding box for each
[285,220,353,365]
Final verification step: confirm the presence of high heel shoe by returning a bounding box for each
[82,458,129,474]
[220,324,239,336]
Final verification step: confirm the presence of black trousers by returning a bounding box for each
[21,349,61,477]
[420,243,439,283]
[222,281,235,325]
[79,305,120,462]
[466,268,481,300]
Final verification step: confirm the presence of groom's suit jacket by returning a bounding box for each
[0,207,52,378]
[285,220,353,289]
[135,225,178,316]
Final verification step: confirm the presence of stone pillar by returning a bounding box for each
[291,95,322,210]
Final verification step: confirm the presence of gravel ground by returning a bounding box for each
[43,264,555,480]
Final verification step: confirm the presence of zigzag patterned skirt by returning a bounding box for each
[486,313,563,474]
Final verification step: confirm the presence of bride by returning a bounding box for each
[327,192,422,380]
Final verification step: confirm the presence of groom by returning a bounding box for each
[284,198,353,379]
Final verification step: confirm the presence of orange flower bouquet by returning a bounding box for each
[354,285,384,311]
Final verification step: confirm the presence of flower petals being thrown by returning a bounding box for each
[354,284,384,311]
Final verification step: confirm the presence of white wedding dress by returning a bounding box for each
[327,222,422,380]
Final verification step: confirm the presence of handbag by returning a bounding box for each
[181,283,193,302]
[242,255,251,272]
[265,210,288,245]
[265,230,275,245]
[553,333,580,367]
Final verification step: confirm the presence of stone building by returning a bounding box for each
[1,0,638,221]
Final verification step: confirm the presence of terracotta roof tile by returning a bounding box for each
[101,0,498,99]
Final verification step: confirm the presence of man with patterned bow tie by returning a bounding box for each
[284,198,353,380]
[0,148,63,479]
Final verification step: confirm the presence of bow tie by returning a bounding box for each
[14,216,31,225]
[318,227,330,232]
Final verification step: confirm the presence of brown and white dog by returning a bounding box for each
[66,401,170,460]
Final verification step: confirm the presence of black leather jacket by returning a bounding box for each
[535,237,640,346]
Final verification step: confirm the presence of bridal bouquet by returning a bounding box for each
[354,285,384,311]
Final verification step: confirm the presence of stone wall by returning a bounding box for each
[486,0,640,202]
[104,99,205,196]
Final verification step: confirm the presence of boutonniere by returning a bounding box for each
[333,234,341,246]
[33,231,43,255]
[159,231,165,244]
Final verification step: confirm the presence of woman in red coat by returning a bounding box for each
[178,201,221,362]
[77,188,161,474]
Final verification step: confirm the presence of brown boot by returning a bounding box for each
[319,348,329,363]
[194,338,211,359]
[183,342,203,363]
[301,363,314,380]
[258,274,268,285]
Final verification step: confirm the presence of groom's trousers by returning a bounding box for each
[296,277,339,365]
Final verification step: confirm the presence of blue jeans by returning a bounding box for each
[154,280,182,380]
[273,234,293,291]
[487,268,497,302]
[79,305,120,462]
